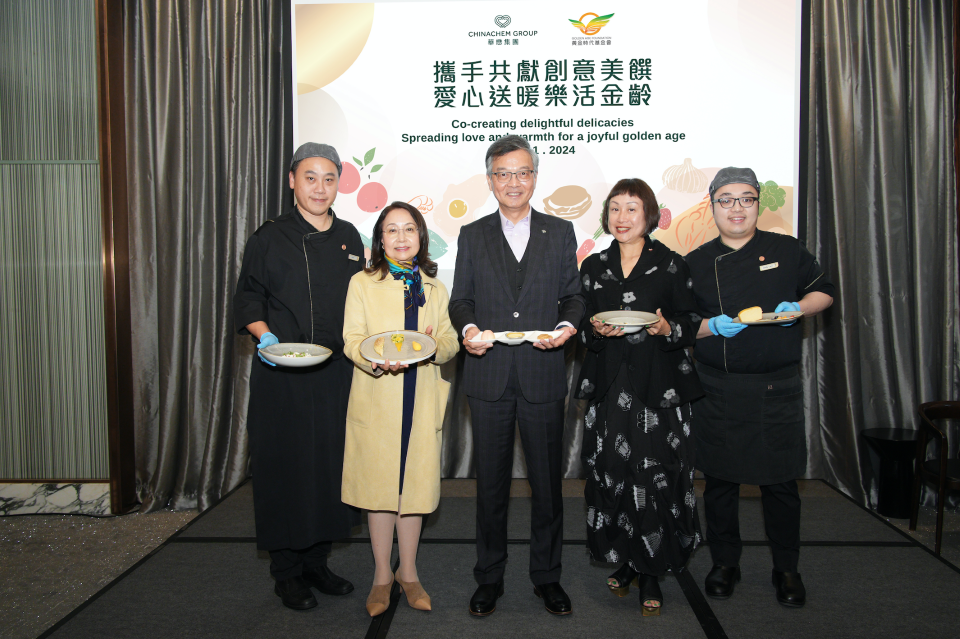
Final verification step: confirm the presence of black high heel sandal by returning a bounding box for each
[638,574,663,616]
[606,563,639,597]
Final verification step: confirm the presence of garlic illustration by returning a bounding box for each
[662,158,708,193]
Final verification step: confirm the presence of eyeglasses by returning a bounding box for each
[489,170,536,183]
[384,225,418,238]
[712,196,758,209]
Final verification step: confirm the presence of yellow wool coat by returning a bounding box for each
[341,269,459,515]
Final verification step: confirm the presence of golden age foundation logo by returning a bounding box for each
[569,12,614,35]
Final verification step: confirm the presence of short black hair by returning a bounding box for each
[601,178,660,237]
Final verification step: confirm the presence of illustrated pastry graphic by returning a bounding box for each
[411,340,422,352]
[374,336,385,356]
[391,333,404,352]
[543,185,592,220]
[738,306,763,323]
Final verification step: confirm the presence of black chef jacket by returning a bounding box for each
[234,207,364,550]
[685,230,835,374]
[685,230,834,484]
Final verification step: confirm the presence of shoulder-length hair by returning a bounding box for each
[366,201,439,280]
[600,178,660,238]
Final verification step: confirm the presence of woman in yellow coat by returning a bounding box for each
[342,201,459,616]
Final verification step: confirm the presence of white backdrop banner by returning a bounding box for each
[293,0,802,281]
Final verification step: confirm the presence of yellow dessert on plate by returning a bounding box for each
[738,306,763,323]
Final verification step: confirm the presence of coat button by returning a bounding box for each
[513,312,519,318]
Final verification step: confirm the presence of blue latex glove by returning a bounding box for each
[257,332,279,366]
[708,314,748,338]
[774,301,802,326]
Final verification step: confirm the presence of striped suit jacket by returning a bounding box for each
[449,209,586,403]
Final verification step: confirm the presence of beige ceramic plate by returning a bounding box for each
[260,343,333,367]
[732,311,804,325]
[592,310,659,334]
[360,330,438,365]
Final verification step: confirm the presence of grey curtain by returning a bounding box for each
[124,0,291,512]
[803,0,959,506]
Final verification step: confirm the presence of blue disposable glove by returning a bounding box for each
[257,332,279,366]
[774,301,802,326]
[708,314,748,338]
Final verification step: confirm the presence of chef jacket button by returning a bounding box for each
[513,312,519,318]
[517,286,522,291]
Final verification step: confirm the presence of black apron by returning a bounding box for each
[235,208,365,550]
[694,362,805,485]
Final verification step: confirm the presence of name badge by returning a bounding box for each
[348,254,360,261]
[759,262,779,271]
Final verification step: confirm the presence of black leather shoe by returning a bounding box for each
[772,570,806,607]
[302,565,354,596]
[469,580,504,616]
[274,576,318,610]
[533,582,572,615]
[704,565,741,599]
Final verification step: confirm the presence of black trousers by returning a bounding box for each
[468,367,565,586]
[269,541,332,580]
[703,475,800,572]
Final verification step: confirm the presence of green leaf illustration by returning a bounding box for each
[428,230,449,259]
[353,156,363,167]
[364,148,376,166]
[370,164,383,173]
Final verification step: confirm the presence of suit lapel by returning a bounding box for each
[483,212,515,301]
[515,210,547,306]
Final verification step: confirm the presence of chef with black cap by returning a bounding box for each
[684,167,834,608]
[234,143,365,610]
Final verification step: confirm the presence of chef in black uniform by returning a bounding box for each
[234,143,364,610]
[685,167,834,608]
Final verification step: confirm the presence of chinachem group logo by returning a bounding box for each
[495,15,511,28]
[569,12,614,35]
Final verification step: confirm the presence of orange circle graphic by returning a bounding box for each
[579,13,601,35]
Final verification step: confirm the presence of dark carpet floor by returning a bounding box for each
[41,479,960,639]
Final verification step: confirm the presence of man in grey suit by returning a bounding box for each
[450,135,585,616]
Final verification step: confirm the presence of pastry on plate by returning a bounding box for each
[411,340,422,352]
[738,306,763,322]
[481,329,495,340]
[374,336,385,356]
[506,332,525,339]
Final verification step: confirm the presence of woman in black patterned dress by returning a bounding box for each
[576,178,703,615]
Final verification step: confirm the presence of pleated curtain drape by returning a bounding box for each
[802,0,959,506]
[122,0,958,513]
[124,0,291,511]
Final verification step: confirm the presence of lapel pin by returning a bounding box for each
[759,256,765,261]
[342,244,346,250]
[542,229,546,233]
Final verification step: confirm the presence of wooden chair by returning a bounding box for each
[909,401,960,555]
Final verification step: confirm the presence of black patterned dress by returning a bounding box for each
[576,239,704,575]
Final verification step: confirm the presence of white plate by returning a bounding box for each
[360,330,438,365]
[592,310,659,334]
[467,330,564,346]
[523,329,563,343]
[732,311,804,325]
[260,343,333,367]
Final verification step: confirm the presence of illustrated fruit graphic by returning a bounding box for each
[658,203,672,230]
[449,199,468,218]
[339,162,361,194]
[357,182,388,213]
